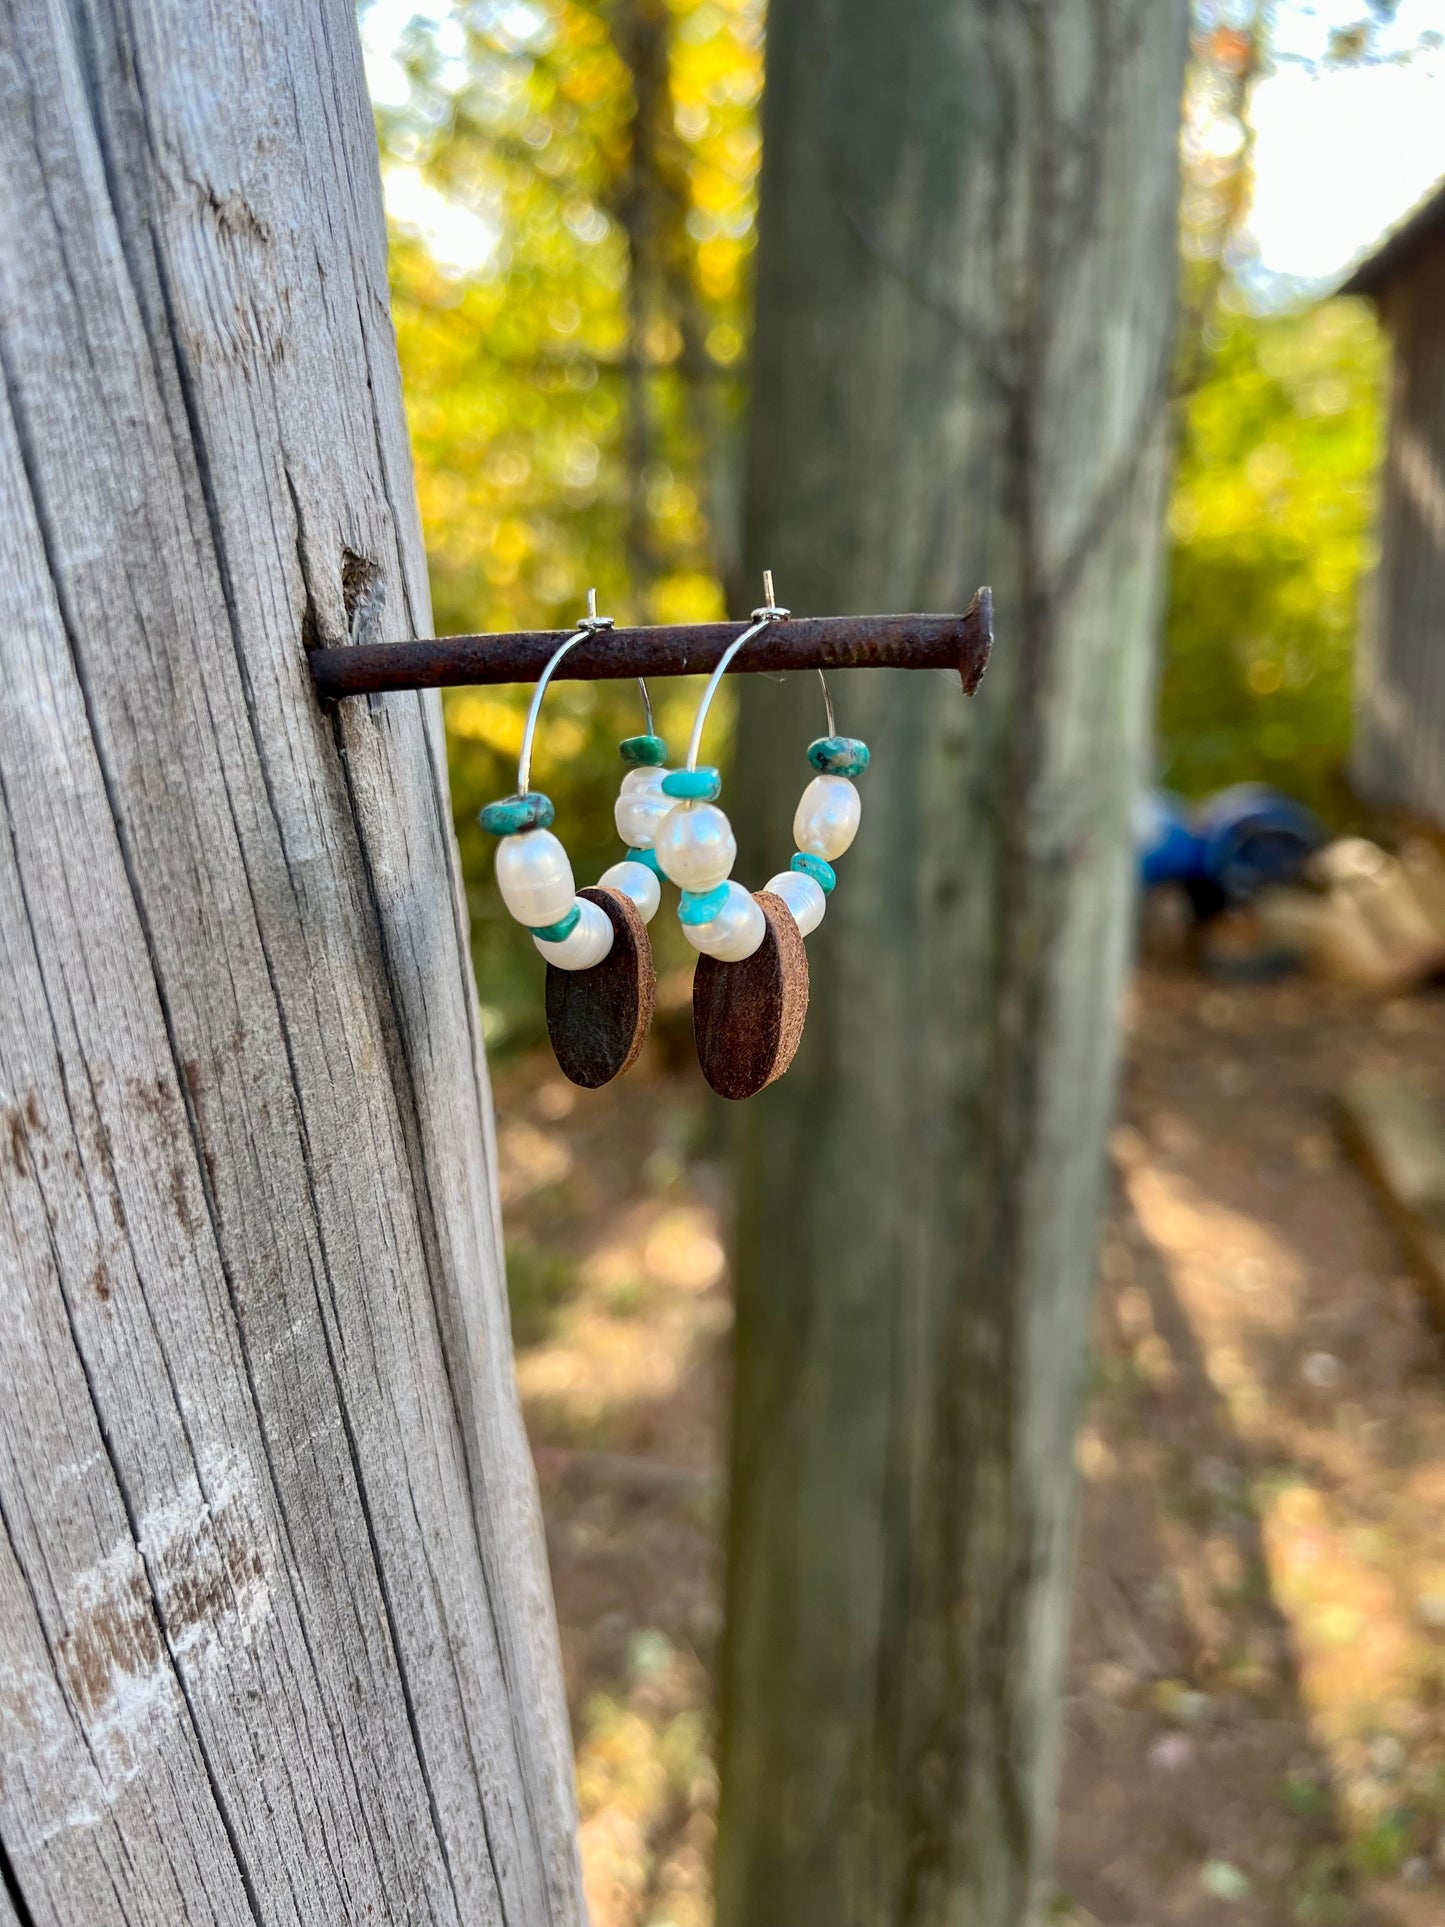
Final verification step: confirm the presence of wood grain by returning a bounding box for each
[1352,248,1445,826]
[545,886,656,1088]
[0,4,582,1921]
[692,894,810,1101]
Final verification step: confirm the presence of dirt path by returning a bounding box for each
[1059,968,1445,1926]
[496,965,1445,1926]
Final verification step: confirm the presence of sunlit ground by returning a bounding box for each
[1057,966,1445,1927]
[496,960,1445,1927]
[493,1009,724,1927]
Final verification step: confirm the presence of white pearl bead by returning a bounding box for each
[763,870,826,938]
[793,774,861,861]
[682,880,765,962]
[613,767,673,850]
[598,859,661,923]
[654,801,737,891]
[533,896,614,970]
[496,828,576,928]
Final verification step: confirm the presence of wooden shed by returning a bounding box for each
[1344,176,1445,823]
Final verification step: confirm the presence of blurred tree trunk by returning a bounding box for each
[718,3,1189,1923]
[0,3,582,1921]
[613,0,670,596]
[612,0,730,609]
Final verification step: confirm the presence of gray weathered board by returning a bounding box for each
[1351,241,1445,827]
[0,3,583,1921]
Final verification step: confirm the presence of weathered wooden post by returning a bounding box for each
[718,1,1191,1922]
[0,3,583,1919]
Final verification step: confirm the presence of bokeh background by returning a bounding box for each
[359,4,1445,1921]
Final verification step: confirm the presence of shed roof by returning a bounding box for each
[1340,173,1445,298]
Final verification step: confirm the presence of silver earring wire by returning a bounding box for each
[581,584,656,738]
[516,587,644,794]
[684,570,799,771]
[817,664,836,737]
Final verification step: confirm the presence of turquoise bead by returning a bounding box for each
[479,790,555,836]
[661,766,722,801]
[620,733,669,767]
[790,851,836,894]
[628,846,665,878]
[678,882,731,926]
[807,735,870,777]
[528,903,581,943]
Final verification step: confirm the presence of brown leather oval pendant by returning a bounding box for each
[545,885,655,1089]
[692,891,810,1101]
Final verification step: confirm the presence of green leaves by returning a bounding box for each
[374,1,764,1045]
[381,0,763,640]
[1160,298,1385,815]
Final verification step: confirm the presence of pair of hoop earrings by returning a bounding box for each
[479,582,868,1099]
